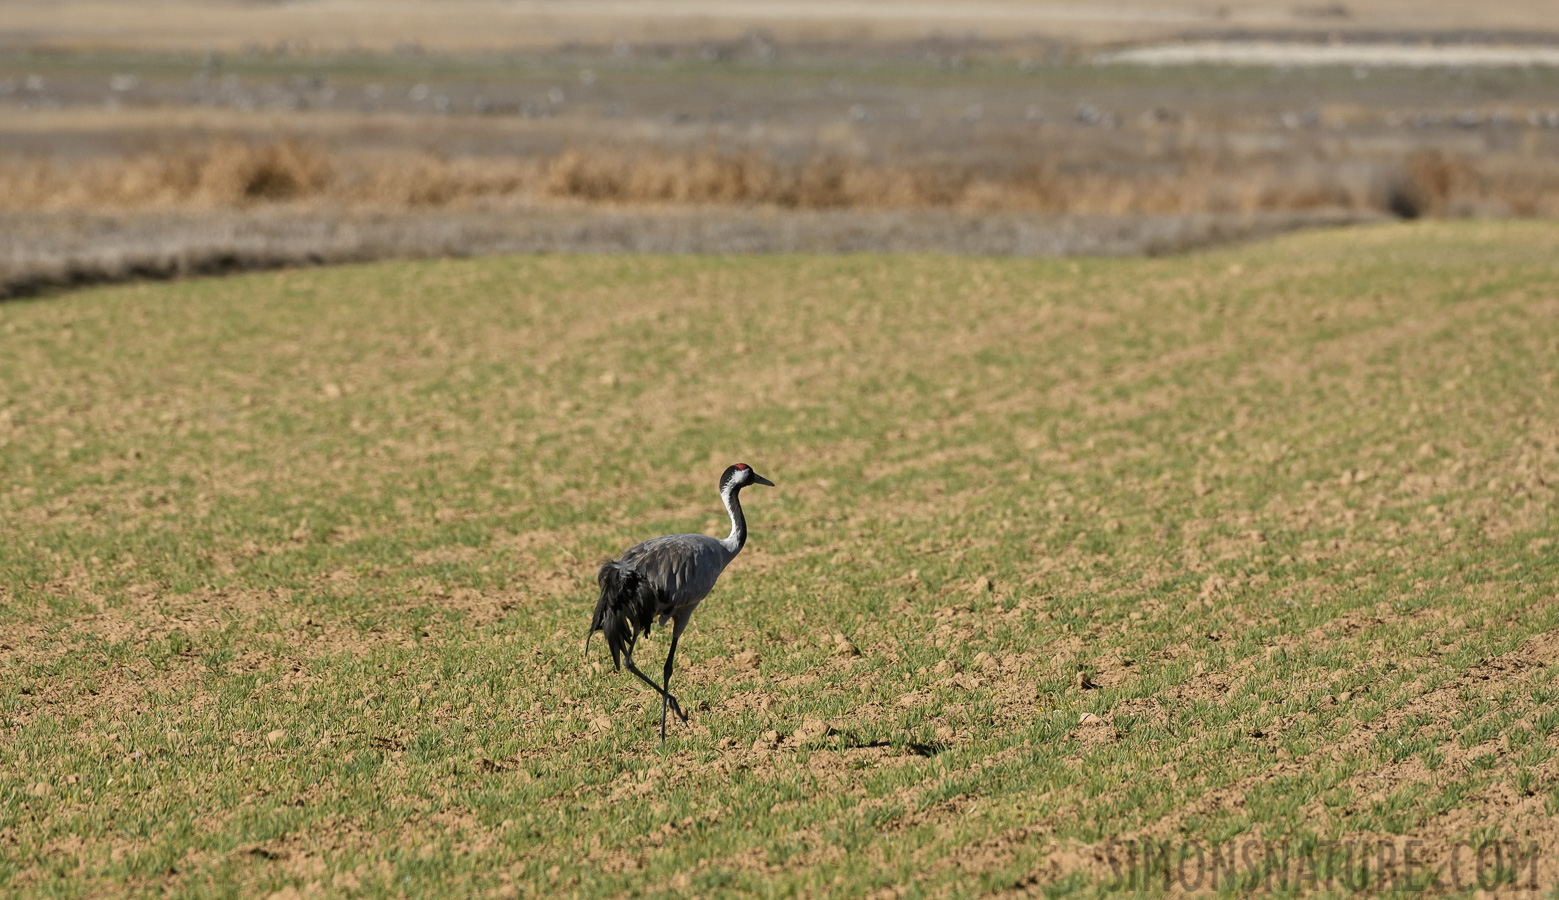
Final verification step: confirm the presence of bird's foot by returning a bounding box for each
[665,694,691,724]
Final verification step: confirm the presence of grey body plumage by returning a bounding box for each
[586,463,774,739]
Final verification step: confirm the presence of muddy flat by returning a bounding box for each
[2,222,1557,896]
[3,35,1556,295]
[4,0,1559,295]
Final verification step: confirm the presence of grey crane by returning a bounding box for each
[586,463,774,740]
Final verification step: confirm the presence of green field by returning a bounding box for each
[2,222,1558,897]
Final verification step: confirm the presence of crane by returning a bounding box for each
[586,463,774,740]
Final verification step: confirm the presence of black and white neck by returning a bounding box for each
[718,479,748,556]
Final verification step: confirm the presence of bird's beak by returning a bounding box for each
[754,473,775,487]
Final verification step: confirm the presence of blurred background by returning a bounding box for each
[4,0,1558,294]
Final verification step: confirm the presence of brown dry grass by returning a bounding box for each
[6,140,1559,218]
[0,141,343,210]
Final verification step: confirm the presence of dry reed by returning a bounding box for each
[3,140,1557,218]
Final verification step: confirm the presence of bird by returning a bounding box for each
[586,463,774,740]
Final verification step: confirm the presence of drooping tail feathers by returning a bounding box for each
[585,560,660,670]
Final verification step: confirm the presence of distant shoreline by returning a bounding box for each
[1096,41,1559,68]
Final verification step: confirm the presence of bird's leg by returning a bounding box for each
[660,618,691,741]
[623,649,686,727]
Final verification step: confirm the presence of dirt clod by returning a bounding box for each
[793,717,832,744]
